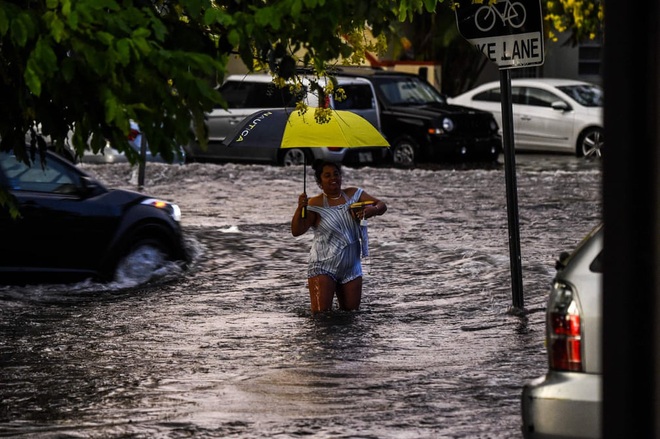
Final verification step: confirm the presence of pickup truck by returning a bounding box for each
[335,69,502,167]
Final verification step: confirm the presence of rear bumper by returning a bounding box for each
[521,371,601,439]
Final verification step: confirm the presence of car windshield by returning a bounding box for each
[373,76,446,106]
[557,84,604,107]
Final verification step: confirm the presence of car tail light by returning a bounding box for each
[128,128,140,141]
[547,281,583,372]
[327,147,343,151]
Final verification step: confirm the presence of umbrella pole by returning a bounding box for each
[302,155,306,218]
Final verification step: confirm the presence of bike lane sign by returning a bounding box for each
[454,0,544,69]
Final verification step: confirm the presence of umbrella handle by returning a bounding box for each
[301,156,307,218]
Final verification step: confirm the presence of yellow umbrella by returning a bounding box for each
[281,108,390,149]
[224,108,390,217]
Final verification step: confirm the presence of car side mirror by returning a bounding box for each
[551,101,570,112]
[79,176,102,197]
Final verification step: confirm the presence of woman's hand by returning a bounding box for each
[364,201,386,219]
[292,192,312,236]
[298,193,308,209]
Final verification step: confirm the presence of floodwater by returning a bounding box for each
[0,154,602,438]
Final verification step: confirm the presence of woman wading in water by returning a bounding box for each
[291,160,387,314]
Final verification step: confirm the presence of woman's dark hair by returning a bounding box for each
[313,160,341,184]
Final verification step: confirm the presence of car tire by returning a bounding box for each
[112,236,177,283]
[392,138,417,168]
[280,148,310,167]
[577,127,604,158]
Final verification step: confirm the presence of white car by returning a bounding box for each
[521,223,603,438]
[449,78,603,157]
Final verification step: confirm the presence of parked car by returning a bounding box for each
[521,223,603,438]
[0,149,189,284]
[184,73,388,167]
[79,121,186,164]
[30,121,185,164]
[449,78,604,158]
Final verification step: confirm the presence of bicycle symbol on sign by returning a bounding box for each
[474,0,527,32]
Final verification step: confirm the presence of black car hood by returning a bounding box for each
[90,188,149,207]
[385,102,494,118]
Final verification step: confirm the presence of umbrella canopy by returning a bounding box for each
[223,108,389,218]
[222,108,390,149]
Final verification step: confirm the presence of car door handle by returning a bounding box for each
[520,116,532,121]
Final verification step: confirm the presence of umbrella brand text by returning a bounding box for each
[236,111,273,142]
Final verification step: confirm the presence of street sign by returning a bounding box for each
[455,0,544,69]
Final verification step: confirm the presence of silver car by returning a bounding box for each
[521,223,603,438]
[184,73,386,166]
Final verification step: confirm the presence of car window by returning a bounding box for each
[218,81,298,109]
[519,87,560,107]
[0,152,79,194]
[373,76,446,105]
[473,88,502,103]
[590,250,603,273]
[507,87,525,105]
[556,84,604,107]
[334,84,376,110]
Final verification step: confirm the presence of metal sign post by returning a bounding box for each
[455,0,544,310]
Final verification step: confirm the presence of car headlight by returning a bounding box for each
[427,117,455,135]
[141,198,182,222]
[442,117,455,132]
[490,119,499,132]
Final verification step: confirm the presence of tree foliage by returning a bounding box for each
[544,0,604,46]
[0,0,438,165]
[0,0,603,167]
[388,0,605,96]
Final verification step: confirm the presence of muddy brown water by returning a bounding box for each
[0,155,602,438]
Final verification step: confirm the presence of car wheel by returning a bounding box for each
[392,139,417,168]
[113,237,175,283]
[577,127,604,158]
[280,148,309,166]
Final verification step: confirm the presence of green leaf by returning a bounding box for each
[227,29,240,48]
[35,38,58,72]
[10,15,28,46]
[254,7,278,27]
[132,27,151,39]
[116,38,131,65]
[24,63,41,95]
[49,15,66,42]
[96,31,114,46]
[0,8,8,37]
[203,8,221,25]
[290,0,303,18]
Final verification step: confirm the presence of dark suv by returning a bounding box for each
[0,149,189,284]
[337,69,502,167]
